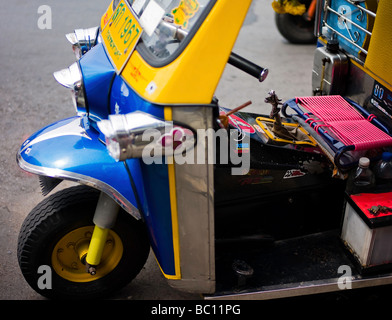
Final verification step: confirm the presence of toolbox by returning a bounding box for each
[341,192,392,273]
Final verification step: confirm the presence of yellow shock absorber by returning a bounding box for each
[86,225,109,269]
[85,191,120,275]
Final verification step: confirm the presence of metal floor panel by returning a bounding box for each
[207,230,392,300]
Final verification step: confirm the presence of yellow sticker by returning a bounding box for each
[171,0,200,29]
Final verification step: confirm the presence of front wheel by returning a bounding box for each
[17,185,150,299]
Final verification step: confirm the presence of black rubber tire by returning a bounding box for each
[275,12,317,44]
[17,185,150,299]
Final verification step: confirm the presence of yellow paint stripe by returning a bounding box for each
[163,106,181,280]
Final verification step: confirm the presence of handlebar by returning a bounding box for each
[159,20,268,82]
[228,52,268,82]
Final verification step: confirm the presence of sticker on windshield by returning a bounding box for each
[139,0,165,36]
[172,0,200,29]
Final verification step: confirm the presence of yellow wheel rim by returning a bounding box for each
[51,226,123,283]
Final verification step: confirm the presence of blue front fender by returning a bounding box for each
[17,115,143,219]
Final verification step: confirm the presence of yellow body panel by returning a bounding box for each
[365,0,392,88]
[119,0,253,105]
[163,106,181,279]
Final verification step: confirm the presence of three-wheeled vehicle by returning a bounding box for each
[16,0,392,299]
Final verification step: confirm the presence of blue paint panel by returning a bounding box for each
[22,40,176,276]
[18,116,141,211]
[79,43,115,121]
[136,161,176,276]
[110,75,164,117]
[109,77,176,276]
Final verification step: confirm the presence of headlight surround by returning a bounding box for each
[53,62,87,114]
[97,111,196,162]
[98,115,132,161]
[66,27,100,59]
[98,112,162,161]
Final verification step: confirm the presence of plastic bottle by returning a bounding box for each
[346,157,375,194]
[374,152,392,186]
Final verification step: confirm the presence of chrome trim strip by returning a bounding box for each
[205,273,392,300]
[327,6,372,37]
[347,1,376,19]
[17,154,141,220]
[321,0,377,57]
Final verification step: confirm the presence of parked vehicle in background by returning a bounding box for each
[272,0,317,44]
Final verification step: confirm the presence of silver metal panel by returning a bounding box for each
[204,274,392,300]
[167,106,215,294]
[344,59,376,105]
[312,46,349,95]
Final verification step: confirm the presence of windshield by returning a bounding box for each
[128,0,212,62]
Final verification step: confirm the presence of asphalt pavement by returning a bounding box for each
[0,0,315,300]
